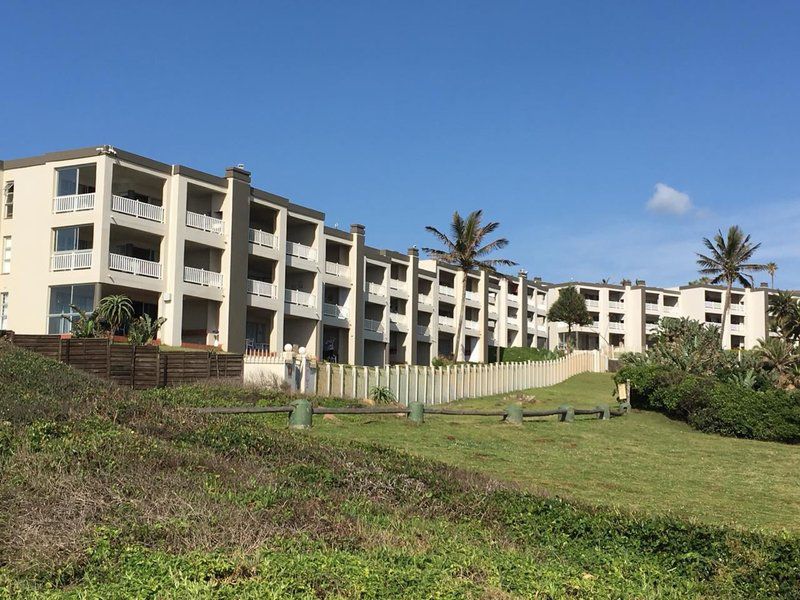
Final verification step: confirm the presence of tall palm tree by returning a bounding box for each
[424,210,516,361]
[766,262,778,288]
[696,226,766,347]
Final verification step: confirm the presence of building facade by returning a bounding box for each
[0,146,781,364]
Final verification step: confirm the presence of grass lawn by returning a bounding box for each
[311,372,800,532]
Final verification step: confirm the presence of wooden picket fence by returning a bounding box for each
[315,351,606,405]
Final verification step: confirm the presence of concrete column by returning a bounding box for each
[218,166,251,353]
[518,270,528,347]
[270,207,288,354]
[92,155,114,278]
[477,268,489,362]
[311,220,325,359]
[348,224,366,365]
[159,173,187,346]
[497,277,508,350]
[407,247,419,364]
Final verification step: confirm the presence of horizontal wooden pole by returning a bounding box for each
[313,407,410,415]
[193,405,293,414]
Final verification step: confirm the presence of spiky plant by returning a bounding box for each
[97,295,134,337]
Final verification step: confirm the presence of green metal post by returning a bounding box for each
[408,401,425,424]
[505,403,523,425]
[289,399,313,429]
[596,404,610,420]
[558,404,574,423]
[619,400,631,414]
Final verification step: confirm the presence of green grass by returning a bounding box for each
[2,343,799,598]
[311,373,800,532]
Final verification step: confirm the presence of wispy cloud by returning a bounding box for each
[646,183,693,216]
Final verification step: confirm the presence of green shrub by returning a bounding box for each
[500,346,562,363]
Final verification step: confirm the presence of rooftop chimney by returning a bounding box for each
[635,279,646,286]
[408,246,419,257]
[350,223,365,235]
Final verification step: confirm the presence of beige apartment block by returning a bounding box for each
[0,145,782,366]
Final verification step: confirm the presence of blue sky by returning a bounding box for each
[2,1,799,287]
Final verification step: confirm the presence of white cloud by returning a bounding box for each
[646,183,693,215]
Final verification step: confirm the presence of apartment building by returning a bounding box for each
[0,145,781,365]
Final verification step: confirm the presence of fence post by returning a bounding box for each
[409,401,424,424]
[506,403,523,425]
[558,405,575,423]
[423,367,428,404]
[596,404,610,420]
[404,365,410,405]
[289,399,313,429]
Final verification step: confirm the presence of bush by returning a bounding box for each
[616,362,800,443]
[500,346,563,363]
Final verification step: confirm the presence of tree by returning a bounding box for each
[546,286,592,351]
[766,262,778,288]
[769,291,800,343]
[696,226,766,347]
[755,337,799,388]
[127,314,167,345]
[423,210,516,361]
[97,295,134,337]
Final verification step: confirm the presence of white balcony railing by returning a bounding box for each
[730,323,744,332]
[645,302,660,312]
[705,300,722,310]
[111,195,164,223]
[323,303,348,319]
[438,315,455,328]
[249,228,277,249]
[285,289,315,307]
[508,293,519,303]
[247,279,277,299]
[609,322,625,332]
[51,249,92,271]
[53,193,95,214]
[585,299,599,308]
[364,318,384,333]
[390,278,405,291]
[465,290,479,302]
[465,319,480,331]
[186,211,224,235]
[366,281,386,296]
[109,253,162,279]
[286,241,317,262]
[325,261,350,277]
[507,317,519,328]
[663,305,677,314]
[645,323,659,333]
[390,313,407,325]
[439,285,455,297]
[417,325,431,337]
[418,293,433,305]
[537,302,548,311]
[608,300,624,310]
[184,266,223,288]
[730,303,745,313]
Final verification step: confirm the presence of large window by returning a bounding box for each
[1,237,10,274]
[3,182,13,219]
[56,166,96,197]
[0,292,8,329]
[53,226,93,252]
[47,284,95,334]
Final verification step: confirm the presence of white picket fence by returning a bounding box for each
[314,350,606,405]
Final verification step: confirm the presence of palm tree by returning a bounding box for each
[97,294,134,337]
[769,290,800,343]
[424,210,516,361]
[696,226,766,347]
[756,337,799,388]
[766,262,778,288]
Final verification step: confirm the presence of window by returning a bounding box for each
[3,182,13,219]
[0,292,8,329]
[47,284,95,334]
[1,237,10,274]
[56,166,96,197]
[53,226,93,252]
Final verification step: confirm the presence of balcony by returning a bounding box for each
[366,282,386,296]
[364,318,384,333]
[465,290,479,302]
[390,313,407,325]
[247,279,277,299]
[323,303,348,319]
[53,193,95,214]
[417,325,431,337]
[645,302,660,312]
[508,293,519,303]
[507,317,519,327]
[249,228,277,249]
[438,315,455,328]
[465,319,480,331]
[109,253,162,279]
[585,299,599,309]
[705,301,722,310]
[663,305,677,314]
[418,293,433,306]
[730,323,744,332]
[325,261,350,277]
[51,249,92,271]
[112,195,164,223]
[439,285,455,298]
[645,323,658,334]
[609,322,625,332]
[186,211,224,235]
[184,266,223,288]
[608,300,624,310]
[730,303,745,313]
[389,278,405,291]
[285,289,315,308]
[286,241,317,262]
